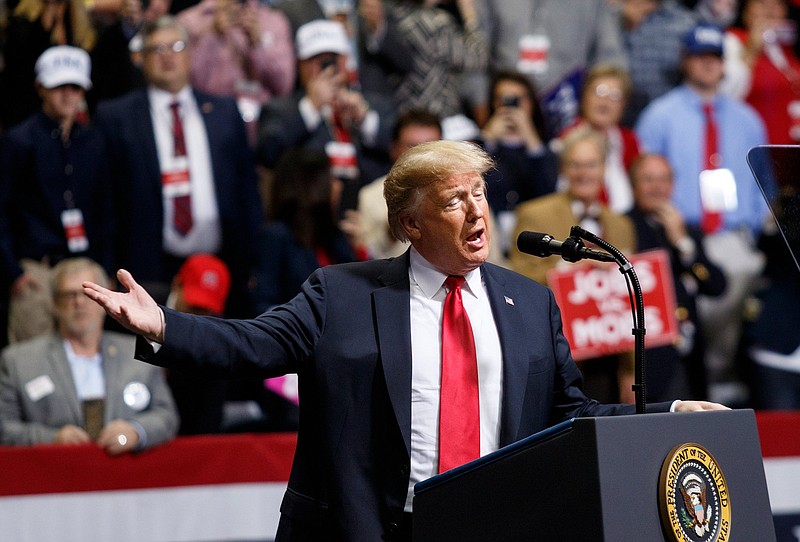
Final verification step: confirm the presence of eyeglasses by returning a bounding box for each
[593,83,624,102]
[54,289,85,303]
[143,40,187,56]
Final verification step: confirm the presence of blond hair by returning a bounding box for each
[558,125,608,169]
[50,257,110,297]
[384,140,494,242]
[582,63,632,102]
[14,0,96,51]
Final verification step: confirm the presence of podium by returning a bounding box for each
[413,410,775,541]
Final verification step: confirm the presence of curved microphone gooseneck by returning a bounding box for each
[568,225,647,414]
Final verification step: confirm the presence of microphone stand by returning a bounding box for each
[569,225,647,414]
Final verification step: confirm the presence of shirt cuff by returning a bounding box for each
[129,419,148,450]
[360,109,379,147]
[148,307,166,352]
[298,96,323,132]
[670,400,682,412]
[526,144,546,157]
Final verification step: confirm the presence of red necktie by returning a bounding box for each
[170,101,193,236]
[438,275,480,473]
[331,112,352,143]
[598,185,609,206]
[701,102,722,234]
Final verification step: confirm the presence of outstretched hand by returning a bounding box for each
[673,400,730,413]
[83,269,165,343]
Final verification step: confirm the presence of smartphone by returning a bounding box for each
[338,178,360,221]
[500,95,520,108]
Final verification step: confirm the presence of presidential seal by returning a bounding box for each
[659,443,731,542]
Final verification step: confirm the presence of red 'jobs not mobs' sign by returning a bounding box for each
[546,249,679,362]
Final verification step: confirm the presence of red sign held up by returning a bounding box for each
[547,249,679,362]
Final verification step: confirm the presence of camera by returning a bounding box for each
[500,95,520,108]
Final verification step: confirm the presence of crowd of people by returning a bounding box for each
[1,0,799,455]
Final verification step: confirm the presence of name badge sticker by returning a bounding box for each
[25,374,55,402]
[162,156,191,198]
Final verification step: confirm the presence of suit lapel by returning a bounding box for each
[194,91,215,138]
[193,91,229,215]
[373,252,413,456]
[47,336,83,422]
[482,264,528,447]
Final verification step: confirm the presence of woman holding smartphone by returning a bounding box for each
[478,70,558,258]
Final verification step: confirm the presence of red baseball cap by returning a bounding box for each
[176,254,230,315]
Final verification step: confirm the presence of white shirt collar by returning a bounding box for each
[570,198,602,220]
[148,85,194,112]
[408,246,483,300]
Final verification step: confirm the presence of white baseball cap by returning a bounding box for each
[35,46,92,90]
[295,19,350,61]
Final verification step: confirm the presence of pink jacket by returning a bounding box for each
[178,0,295,104]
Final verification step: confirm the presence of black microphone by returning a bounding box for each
[516,231,615,263]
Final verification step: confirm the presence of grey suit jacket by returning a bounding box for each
[0,331,178,448]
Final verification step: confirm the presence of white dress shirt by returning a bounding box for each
[149,85,222,257]
[64,340,105,400]
[406,248,503,510]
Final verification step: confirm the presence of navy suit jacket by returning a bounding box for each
[626,208,726,400]
[257,89,394,183]
[94,88,263,309]
[138,252,671,541]
[0,112,115,288]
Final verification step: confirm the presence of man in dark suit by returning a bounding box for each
[627,153,726,401]
[0,46,114,344]
[257,18,395,186]
[94,15,263,316]
[84,140,725,542]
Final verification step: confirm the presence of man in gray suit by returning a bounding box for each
[0,258,178,455]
